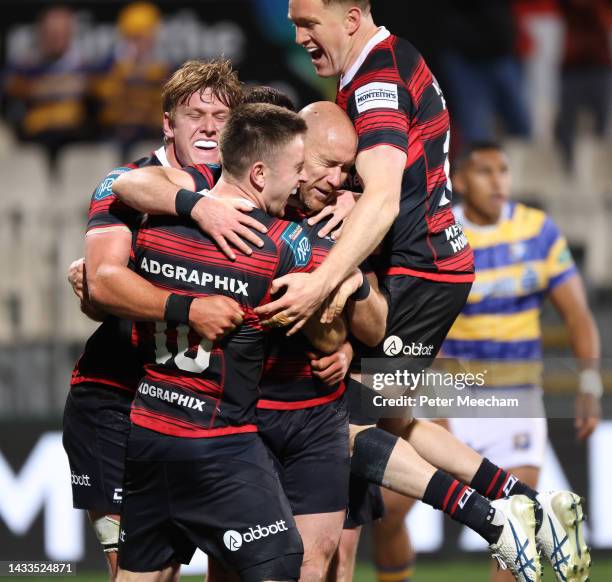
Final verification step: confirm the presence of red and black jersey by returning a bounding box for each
[258,206,345,410]
[336,28,474,283]
[71,154,219,394]
[130,207,316,438]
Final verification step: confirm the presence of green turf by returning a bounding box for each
[6,558,612,581]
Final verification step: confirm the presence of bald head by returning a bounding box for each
[299,101,357,152]
[297,101,357,214]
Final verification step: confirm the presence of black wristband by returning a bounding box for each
[175,188,202,219]
[164,293,195,326]
[349,273,371,301]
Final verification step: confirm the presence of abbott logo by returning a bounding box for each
[223,520,288,551]
[223,530,242,551]
[383,335,403,356]
[383,337,434,357]
[71,472,91,487]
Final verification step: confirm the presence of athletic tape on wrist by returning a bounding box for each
[164,293,195,326]
[349,272,371,302]
[175,188,202,219]
[579,368,603,398]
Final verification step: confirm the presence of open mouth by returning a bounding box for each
[194,140,217,151]
[306,46,324,62]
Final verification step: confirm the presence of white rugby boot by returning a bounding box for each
[536,490,591,582]
[489,495,542,582]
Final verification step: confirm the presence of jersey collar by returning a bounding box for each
[154,146,171,168]
[453,202,512,232]
[340,26,391,90]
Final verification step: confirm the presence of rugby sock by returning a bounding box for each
[375,560,415,582]
[423,470,503,544]
[470,458,539,501]
[471,458,543,531]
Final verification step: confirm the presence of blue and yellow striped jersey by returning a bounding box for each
[443,202,576,374]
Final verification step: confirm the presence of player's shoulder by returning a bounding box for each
[266,215,313,268]
[511,202,550,229]
[91,152,159,201]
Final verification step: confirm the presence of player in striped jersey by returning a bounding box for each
[446,142,599,581]
[63,60,269,580]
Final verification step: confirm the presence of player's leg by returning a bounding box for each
[63,384,132,582]
[327,527,361,582]
[116,565,178,582]
[350,424,542,581]
[294,512,346,582]
[371,491,416,582]
[257,399,350,582]
[88,511,121,580]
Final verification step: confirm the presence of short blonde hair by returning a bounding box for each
[162,59,243,122]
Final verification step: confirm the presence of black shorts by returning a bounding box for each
[118,427,303,574]
[369,275,471,363]
[62,383,132,514]
[257,395,350,516]
[344,474,385,529]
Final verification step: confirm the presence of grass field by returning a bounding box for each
[9,559,612,581]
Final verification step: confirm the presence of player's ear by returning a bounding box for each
[162,112,175,141]
[250,161,266,190]
[344,6,361,35]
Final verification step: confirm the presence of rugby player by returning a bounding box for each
[103,103,339,582]
[63,59,266,581]
[113,102,554,582]
[445,142,599,581]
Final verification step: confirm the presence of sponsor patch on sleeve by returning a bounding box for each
[354,82,399,113]
[93,167,132,200]
[280,222,312,267]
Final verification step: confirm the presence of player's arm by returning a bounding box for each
[549,274,602,440]
[113,165,267,260]
[345,272,388,347]
[67,257,106,322]
[301,311,348,355]
[256,146,404,331]
[85,230,243,341]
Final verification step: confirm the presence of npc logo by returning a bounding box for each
[383,336,434,357]
[223,530,243,551]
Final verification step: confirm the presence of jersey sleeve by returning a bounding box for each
[86,166,141,234]
[543,217,577,291]
[274,221,316,277]
[183,163,222,192]
[347,82,412,155]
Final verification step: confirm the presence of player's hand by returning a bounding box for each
[574,392,601,441]
[320,269,363,324]
[307,189,357,240]
[189,296,244,342]
[67,257,86,300]
[191,197,268,261]
[308,341,353,386]
[255,272,331,336]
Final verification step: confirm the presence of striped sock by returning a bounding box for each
[471,458,538,501]
[423,470,503,544]
[376,560,415,582]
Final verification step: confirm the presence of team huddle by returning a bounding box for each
[62,2,600,582]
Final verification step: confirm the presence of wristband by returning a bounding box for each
[164,293,195,326]
[175,188,202,219]
[349,273,371,301]
[578,369,603,398]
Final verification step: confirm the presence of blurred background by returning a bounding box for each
[0,0,610,579]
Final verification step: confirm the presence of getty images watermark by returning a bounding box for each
[353,337,593,420]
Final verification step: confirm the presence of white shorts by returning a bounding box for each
[449,388,548,470]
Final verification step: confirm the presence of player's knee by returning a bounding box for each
[351,427,398,486]
[240,553,303,582]
[304,532,340,570]
[90,514,120,553]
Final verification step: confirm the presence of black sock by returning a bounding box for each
[423,470,503,545]
[471,458,539,501]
